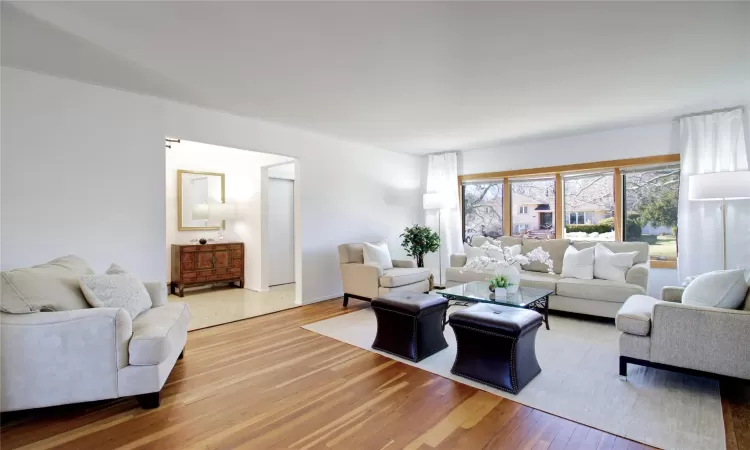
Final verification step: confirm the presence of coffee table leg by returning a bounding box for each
[543,295,550,330]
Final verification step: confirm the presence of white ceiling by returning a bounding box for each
[4,1,749,154]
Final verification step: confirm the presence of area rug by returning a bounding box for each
[302,307,724,450]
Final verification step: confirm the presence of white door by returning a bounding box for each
[268,178,295,286]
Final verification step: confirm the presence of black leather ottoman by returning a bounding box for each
[449,303,543,394]
[371,292,449,362]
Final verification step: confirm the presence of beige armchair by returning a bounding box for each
[616,285,750,381]
[338,243,432,306]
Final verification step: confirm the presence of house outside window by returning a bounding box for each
[519,206,528,214]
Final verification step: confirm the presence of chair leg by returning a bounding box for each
[343,294,349,307]
[178,348,184,360]
[619,356,627,380]
[136,391,161,409]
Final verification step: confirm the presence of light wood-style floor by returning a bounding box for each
[1,298,747,450]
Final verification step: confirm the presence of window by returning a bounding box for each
[563,171,614,241]
[622,164,680,261]
[511,177,555,238]
[462,182,503,241]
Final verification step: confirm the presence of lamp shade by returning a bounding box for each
[192,203,210,220]
[688,171,750,201]
[423,192,455,210]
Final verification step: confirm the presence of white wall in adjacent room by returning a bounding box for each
[1,67,422,303]
[165,140,292,289]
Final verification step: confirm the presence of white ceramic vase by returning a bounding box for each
[493,287,507,298]
[497,265,521,294]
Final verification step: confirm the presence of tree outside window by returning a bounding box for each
[563,172,614,241]
[463,182,503,242]
[623,165,680,261]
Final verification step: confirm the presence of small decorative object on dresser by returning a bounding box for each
[171,242,244,297]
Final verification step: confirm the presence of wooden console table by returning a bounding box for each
[170,243,244,297]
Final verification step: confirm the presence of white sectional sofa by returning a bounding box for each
[447,236,650,318]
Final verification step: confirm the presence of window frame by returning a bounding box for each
[458,155,680,268]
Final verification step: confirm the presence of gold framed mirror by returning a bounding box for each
[177,170,225,231]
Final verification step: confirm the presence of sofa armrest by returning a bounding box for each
[340,263,383,299]
[1,308,133,411]
[625,262,649,291]
[143,281,168,307]
[660,286,685,303]
[650,301,750,379]
[392,259,416,268]
[450,253,467,268]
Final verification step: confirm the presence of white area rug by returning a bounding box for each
[302,307,724,450]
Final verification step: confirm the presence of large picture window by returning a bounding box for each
[563,171,615,241]
[510,177,555,239]
[462,182,503,241]
[622,164,680,261]
[458,154,681,267]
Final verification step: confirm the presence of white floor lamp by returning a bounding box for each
[688,170,750,270]
[423,192,456,288]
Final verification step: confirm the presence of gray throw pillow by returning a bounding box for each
[80,264,152,318]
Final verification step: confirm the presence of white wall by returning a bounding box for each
[1,67,422,303]
[458,122,675,175]
[165,140,292,289]
[267,162,295,180]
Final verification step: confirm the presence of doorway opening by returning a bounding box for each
[165,138,301,330]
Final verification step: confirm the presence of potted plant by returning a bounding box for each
[488,275,513,297]
[400,224,440,268]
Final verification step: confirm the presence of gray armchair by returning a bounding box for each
[617,285,750,381]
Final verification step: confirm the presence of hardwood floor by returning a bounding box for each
[0,298,744,449]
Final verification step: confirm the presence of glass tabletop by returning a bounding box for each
[436,281,552,307]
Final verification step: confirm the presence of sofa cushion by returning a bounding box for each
[556,277,645,304]
[1,255,94,314]
[616,295,658,336]
[129,302,191,366]
[380,267,431,288]
[521,239,569,274]
[445,268,491,284]
[519,271,560,292]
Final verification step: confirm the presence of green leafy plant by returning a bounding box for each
[488,275,513,290]
[400,224,440,268]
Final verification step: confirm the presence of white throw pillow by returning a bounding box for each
[363,242,393,269]
[80,264,152,318]
[593,244,638,283]
[682,269,748,310]
[561,246,595,280]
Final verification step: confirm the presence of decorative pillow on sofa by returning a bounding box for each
[0,255,94,313]
[363,242,393,269]
[593,244,638,283]
[80,264,152,318]
[561,246,595,280]
[682,269,748,310]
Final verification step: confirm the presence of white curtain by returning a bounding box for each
[425,152,462,285]
[677,107,750,279]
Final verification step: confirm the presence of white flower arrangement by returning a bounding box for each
[461,242,554,274]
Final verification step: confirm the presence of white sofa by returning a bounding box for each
[447,236,650,318]
[338,242,432,305]
[0,256,190,411]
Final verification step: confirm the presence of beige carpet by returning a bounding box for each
[302,306,724,450]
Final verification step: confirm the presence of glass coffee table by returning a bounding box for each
[436,281,553,330]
